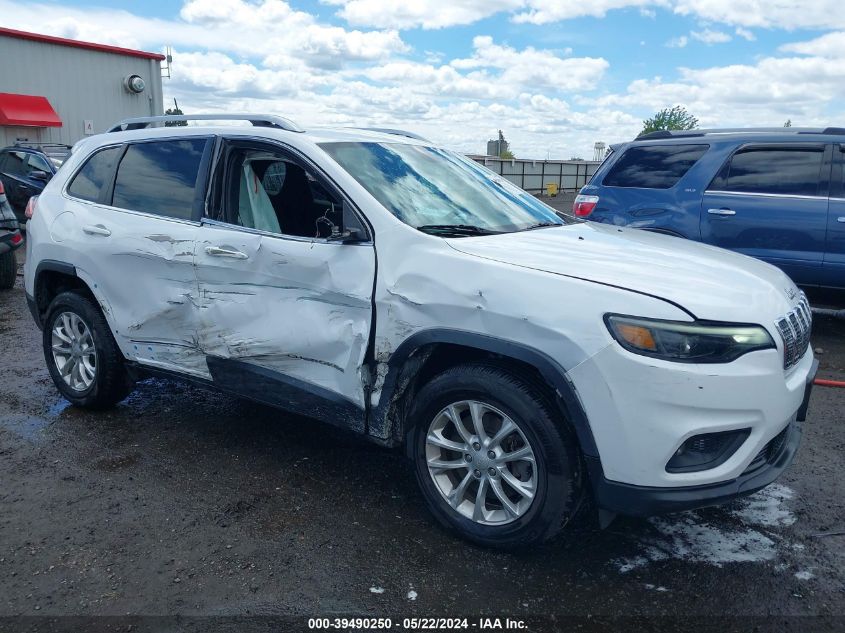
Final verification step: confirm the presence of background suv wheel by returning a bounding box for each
[43,291,132,409]
[410,363,582,548]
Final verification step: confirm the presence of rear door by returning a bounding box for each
[63,137,213,377]
[193,137,376,430]
[824,145,845,288]
[0,150,32,218]
[700,143,830,285]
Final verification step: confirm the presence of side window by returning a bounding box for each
[225,147,343,239]
[716,148,824,197]
[112,139,208,220]
[67,147,121,202]
[2,151,28,177]
[26,153,51,175]
[603,144,709,189]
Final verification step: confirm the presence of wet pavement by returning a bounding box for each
[1,252,843,631]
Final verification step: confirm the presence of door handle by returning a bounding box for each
[707,208,736,216]
[205,245,248,259]
[838,217,845,223]
[82,224,111,236]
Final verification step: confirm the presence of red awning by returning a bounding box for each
[0,93,62,127]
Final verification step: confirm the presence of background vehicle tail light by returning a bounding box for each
[10,232,23,245]
[0,181,5,194]
[25,195,38,219]
[572,194,599,217]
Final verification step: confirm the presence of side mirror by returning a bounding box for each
[29,170,50,182]
[326,201,367,243]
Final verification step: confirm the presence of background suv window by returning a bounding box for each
[67,147,121,202]
[0,151,28,178]
[712,148,824,197]
[112,139,208,220]
[603,144,709,189]
[26,153,51,175]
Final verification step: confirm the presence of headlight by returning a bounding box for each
[605,314,775,363]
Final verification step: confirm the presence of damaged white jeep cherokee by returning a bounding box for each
[25,114,818,547]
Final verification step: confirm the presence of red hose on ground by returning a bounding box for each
[814,378,845,388]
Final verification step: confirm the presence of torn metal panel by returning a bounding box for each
[367,227,690,440]
[193,223,375,428]
[57,199,207,378]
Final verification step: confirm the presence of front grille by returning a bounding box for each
[775,294,812,369]
[744,424,790,474]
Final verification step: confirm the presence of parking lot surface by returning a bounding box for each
[1,252,843,631]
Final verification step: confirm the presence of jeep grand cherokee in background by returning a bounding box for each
[24,114,817,547]
[574,128,845,291]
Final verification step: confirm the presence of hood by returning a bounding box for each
[446,222,800,325]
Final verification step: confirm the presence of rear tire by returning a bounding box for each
[43,291,132,409]
[409,363,581,549]
[0,250,15,289]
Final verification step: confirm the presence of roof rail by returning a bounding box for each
[357,127,430,142]
[106,113,304,133]
[12,141,72,150]
[636,127,845,140]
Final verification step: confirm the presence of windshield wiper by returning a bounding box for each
[416,224,503,236]
[520,221,563,232]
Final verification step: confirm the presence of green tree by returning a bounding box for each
[164,99,188,127]
[639,105,698,136]
[784,119,792,127]
[500,149,515,159]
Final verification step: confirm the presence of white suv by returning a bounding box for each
[25,114,817,547]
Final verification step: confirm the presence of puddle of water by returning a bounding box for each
[614,484,797,573]
[47,399,71,417]
[0,414,54,440]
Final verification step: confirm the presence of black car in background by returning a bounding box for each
[0,144,70,222]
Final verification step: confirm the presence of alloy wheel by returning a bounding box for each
[51,311,97,392]
[425,400,537,525]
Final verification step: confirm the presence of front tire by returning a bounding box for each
[43,291,132,409]
[0,250,15,289]
[409,363,581,548]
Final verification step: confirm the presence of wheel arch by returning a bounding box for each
[369,329,599,459]
[31,260,95,329]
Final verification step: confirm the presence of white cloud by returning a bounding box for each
[672,0,845,30]
[1,0,407,69]
[450,36,608,91]
[666,35,689,47]
[512,0,661,25]
[735,26,755,41]
[323,0,521,30]
[690,28,731,44]
[325,0,845,31]
[780,31,845,58]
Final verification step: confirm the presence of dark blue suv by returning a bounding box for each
[576,128,845,290]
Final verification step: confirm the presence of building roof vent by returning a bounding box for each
[123,75,146,94]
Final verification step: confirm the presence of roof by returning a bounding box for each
[634,127,845,142]
[100,114,432,145]
[0,93,62,127]
[0,27,166,61]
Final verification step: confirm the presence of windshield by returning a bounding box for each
[319,142,574,234]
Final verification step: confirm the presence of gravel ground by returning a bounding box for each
[1,250,843,633]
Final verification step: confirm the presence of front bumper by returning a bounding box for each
[588,357,817,516]
[588,420,801,516]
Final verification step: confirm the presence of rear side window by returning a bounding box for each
[112,139,208,220]
[603,144,709,189]
[1,151,28,177]
[712,148,824,197]
[67,147,121,202]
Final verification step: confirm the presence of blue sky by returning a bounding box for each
[6,0,844,158]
